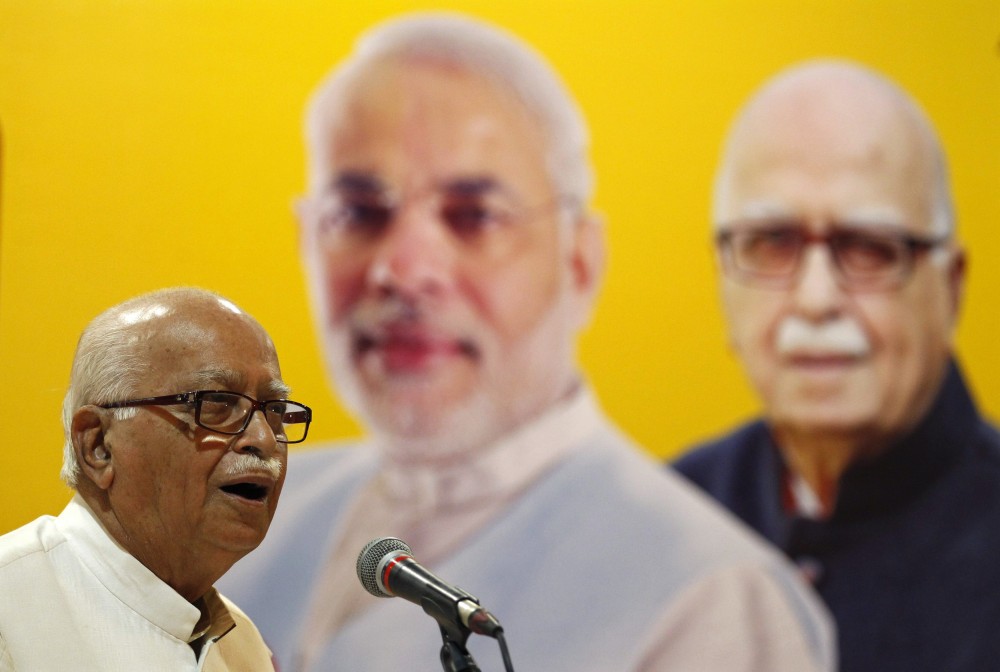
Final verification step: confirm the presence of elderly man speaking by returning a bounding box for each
[675,61,1000,672]
[220,12,834,672]
[0,287,312,670]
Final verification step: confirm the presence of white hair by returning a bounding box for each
[305,12,593,205]
[60,287,239,488]
[712,59,955,237]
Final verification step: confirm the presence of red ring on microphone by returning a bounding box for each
[381,554,412,594]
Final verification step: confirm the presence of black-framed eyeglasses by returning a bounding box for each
[100,390,312,444]
[715,221,949,291]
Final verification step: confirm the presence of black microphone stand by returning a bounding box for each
[438,623,481,672]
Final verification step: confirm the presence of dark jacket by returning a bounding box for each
[674,361,1000,672]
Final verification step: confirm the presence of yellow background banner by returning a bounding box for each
[1,0,998,533]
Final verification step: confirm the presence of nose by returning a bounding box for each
[790,244,846,321]
[366,201,455,299]
[233,408,281,458]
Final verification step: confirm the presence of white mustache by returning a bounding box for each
[776,316,870,357]
[224,453,284,480]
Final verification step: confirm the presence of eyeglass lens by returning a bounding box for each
[197,392,309,443]
[725,226,917,287]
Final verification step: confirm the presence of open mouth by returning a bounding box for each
[220,482,268,502]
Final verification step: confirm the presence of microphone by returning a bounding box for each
[356,536,503,639]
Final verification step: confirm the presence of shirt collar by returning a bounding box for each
[785,470,826,520]
[188,588,237,649]
[56,496,236,644]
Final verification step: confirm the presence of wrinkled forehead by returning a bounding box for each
[126,300,282,389]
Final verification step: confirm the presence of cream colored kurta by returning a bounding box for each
[0,496,273,671]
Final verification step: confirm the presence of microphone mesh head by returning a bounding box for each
[356,536,412,598]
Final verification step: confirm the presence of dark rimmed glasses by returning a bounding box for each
[715,221,949,291]
[100,390,312,444]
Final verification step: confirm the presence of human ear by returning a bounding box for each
[946,246,967,325]
[72,406,114,490]
[567,211,607,328]
[293,195,314,251]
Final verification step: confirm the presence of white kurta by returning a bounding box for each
[221,388,836,671]
[0,496,273,672]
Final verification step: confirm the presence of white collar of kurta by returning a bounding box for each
[377,384,603,514]
[788,470,826,520]
[56,495,209,643]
